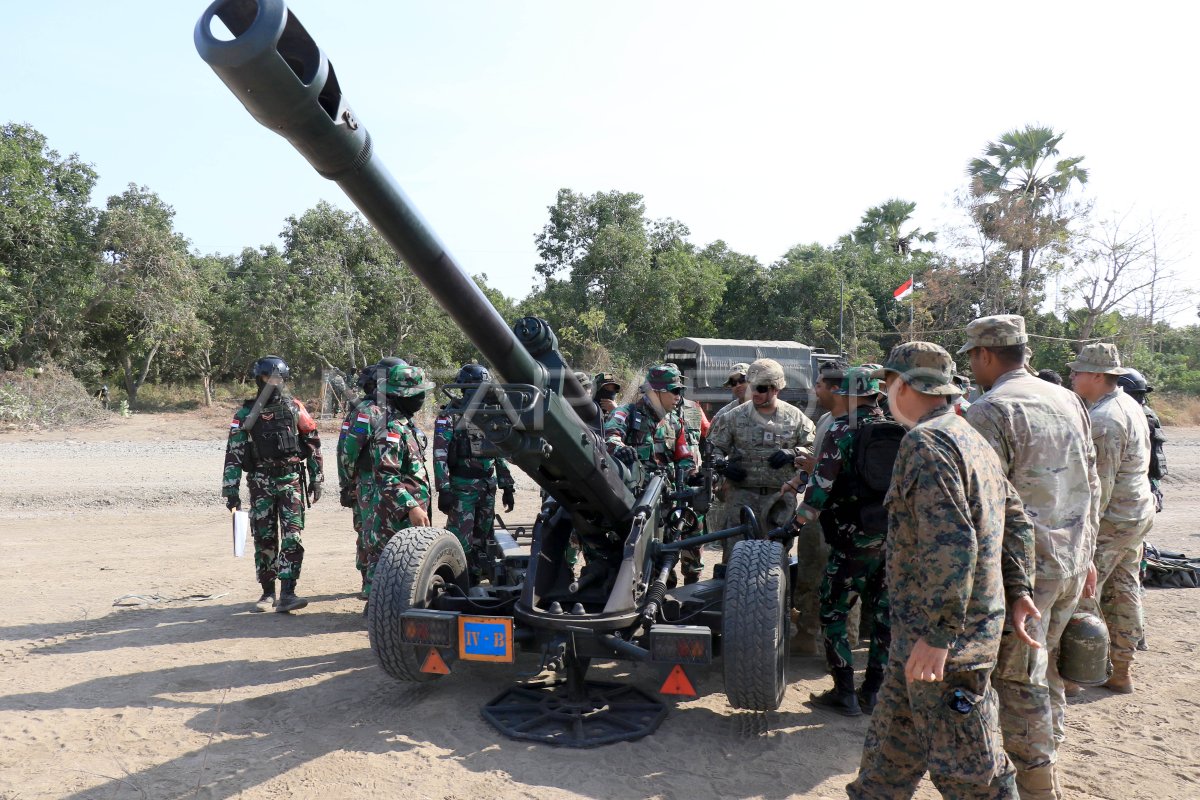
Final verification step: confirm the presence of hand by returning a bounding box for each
[600,398,616,413]
[768,449,793,469]
[905,637,949,683]
[1009,594,1043,649]
[613,445,638,467]
[408,504,430,527]
[722,463,748,482]
[308,480,322,505]
[339,485,356,508]
[226,494,240,511]
[501,487,515,513]
[1083,563,1098,599]
[437,492,455,514]
[686,470,705,487]
[796,454,817,473]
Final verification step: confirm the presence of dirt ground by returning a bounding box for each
[1,407,1198,800]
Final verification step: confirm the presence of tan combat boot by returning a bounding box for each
[1016,764,1059,800]
[1062,679,1084,698]
[1103,661,1134,694]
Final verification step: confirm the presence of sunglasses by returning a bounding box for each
[726,377,747,386]
[753,384,776,394]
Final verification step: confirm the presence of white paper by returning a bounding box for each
[232,510,249,557]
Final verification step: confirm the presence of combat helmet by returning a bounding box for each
[251,355,289,385]
[384,363,435,398]
[831,366,881,397]
[1117,368,1153,396]
[455,363,492,385]
[1057,611,1113,686]
[359,356,408,391]
[645,364,685,392]
[745,358,787,390]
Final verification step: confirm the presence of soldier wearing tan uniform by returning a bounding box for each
[707,358,814,556]
[960,315,1101,800]
[1069,343,1155,694]
[706,363,751,534]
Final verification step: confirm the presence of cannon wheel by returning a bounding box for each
[368,526,469,682]
[722,539,788,711]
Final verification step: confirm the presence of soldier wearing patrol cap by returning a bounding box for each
[1069,343,1155,695]
[711,362,752,425]
[707,358,814,559]
[960,314,1101,799]
[706,362,753,543]
[848,341,1036,800]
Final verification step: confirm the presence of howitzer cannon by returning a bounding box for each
[196,0,795,745]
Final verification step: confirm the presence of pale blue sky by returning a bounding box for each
[5,1,1197,316]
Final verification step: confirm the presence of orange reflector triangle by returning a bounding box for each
[420,647,450,675]
[660,664,696,697]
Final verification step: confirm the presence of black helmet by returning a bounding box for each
[252,355,289,383]
[359,356,408,391]
[1117,368,1152,395]
[455,363,492,385]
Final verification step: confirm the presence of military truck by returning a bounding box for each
[664,337,844,418]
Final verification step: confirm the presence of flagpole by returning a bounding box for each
[908,272,914,340]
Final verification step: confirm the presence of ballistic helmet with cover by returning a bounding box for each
[645,363,685,392]
[831,366,882,397]
[455,363,491,385]
[252,355,289,384]
[385,363,435,398]
[1057,611,1113,686]
[1117,367,1152,395]
[745,358,786,390]
[871,342,961,396]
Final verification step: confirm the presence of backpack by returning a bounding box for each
[1143,543,1200,589]
[837,417,905,537]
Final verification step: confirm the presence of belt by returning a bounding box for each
[252,460,302,477]
[451,465,493,481]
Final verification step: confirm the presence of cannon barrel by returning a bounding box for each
[196,0,634,531]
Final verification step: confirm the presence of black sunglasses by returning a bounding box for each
[726,377,747,386]
[753,384,776,393]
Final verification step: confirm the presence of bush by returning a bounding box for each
[1153,393,1200,427]
[0,366,113,428]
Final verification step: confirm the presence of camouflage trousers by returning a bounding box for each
[247,471,305,583]
[994,570,1084,779]
[791,519,830,653]
[819,545,890,672]
[1079,520,1153,666]
[352,475,378,581]
[361,486,422,597]
[720,486,796,562]
[444,477,497,561]
[849,658,1016,800]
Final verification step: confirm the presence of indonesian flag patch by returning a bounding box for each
[230,418,241,430]
[341,421,350,432]
[356,413,370,424]
[386,431,401,446]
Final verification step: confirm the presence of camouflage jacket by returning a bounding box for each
[1089,388,1155,541]
[707,399,814,489]
[432,411,515,493]
[371,409,432,512]
[679,399,710,467]
[222,396,322,496]
[885,405,1035,670]
[605,399,695,476]
[711,398,743,427]
[801,405,887,547]
[965,368,1100,580]
[337,396,384,491]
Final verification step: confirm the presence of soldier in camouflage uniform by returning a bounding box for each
[677,384,711,582]
[794,367,892,717]
[435,364,516,580]
[708,358,814,560]
[223,356,324,613]
[337,358,405,597]
[705,363,750,534]
[361,363,435,601]
[592,372,623,418]
[1117,368,1166,511]
[960,315,1100,799]
[848,342,1036,800]
[1070,343,1155,694]
[604,364,696,578]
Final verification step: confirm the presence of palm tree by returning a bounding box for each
[852,199,937,256]
[967,125,1088,314]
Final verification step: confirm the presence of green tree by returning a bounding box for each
[852,199,936,256]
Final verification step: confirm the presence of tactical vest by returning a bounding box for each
[245,400,300,462]
[1146,408,1167,480]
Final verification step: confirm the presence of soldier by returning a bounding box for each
[1069,343,1155,693]
[592,372,623,418]
[434,364,516,581]
[1117,368,1167,511]
[362,363,434,603]
[222,355,323,613]
[960,315,1100,799]
[707,358,814,559]
[848,342,1036,800]
[711,362,751,424]
[706,363,751,548]
[794,367,893,716]
[605,364,697,579]
[338,358,405,597]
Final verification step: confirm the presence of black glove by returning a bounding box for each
[721,461,748,482]
[686,471,705,487]
[226,494,240,511]
[307,480,323,505]
[768,449,794,469]
[438,492,455,514]
[502,487,515,513]
[613,445,638,467]
[339,484,356,508]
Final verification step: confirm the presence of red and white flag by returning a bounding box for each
[893,277,914,301]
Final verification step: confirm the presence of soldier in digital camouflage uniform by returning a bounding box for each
[338,358,405,597]
[960,315,1100,799]
[848,342,1036,800]
[361,363,434,601]
[1117,368,1166,511]
[1069,343,1155,694]
[604,364,696,577]
[435,364,516,580]
[223,355,324,613]
[707,358,814,560]
[794,367,892,717]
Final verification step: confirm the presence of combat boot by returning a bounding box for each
[1103,661,1134,694]
[275,580,308,613]
[856,666,885,715]
[1015,764,1058,800]
[254,580,276,612]
[809,667,862,716]
[1062,679,1083,698]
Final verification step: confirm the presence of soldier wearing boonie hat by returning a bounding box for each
[870,341,962,396]
[961,316,1101,798]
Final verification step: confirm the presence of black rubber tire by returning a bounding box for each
[368,526,468,683]
[722,539,789,711]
